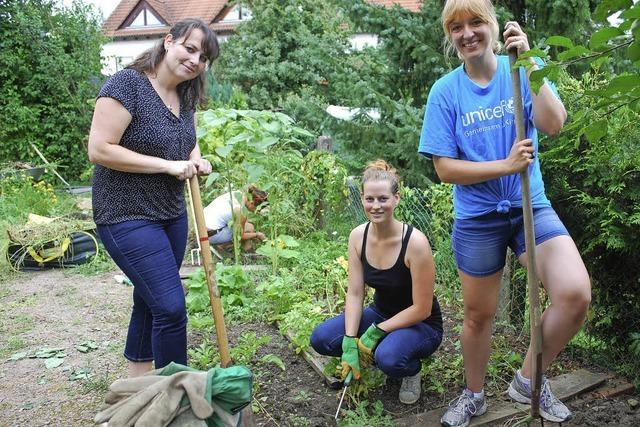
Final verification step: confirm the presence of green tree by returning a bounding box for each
[215,0,352,111]
[0,0,104,181]
[325,0,449,186]
[518,0,640,376]
[498,0,595,45]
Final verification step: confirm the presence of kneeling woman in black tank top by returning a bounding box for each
[310,160,443,404]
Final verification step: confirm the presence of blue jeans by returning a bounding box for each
[97,213,188,368]
[310,305,443,378]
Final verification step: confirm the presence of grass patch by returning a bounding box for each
[11,313,35,333]
[0,336,27,358]
[65,249,115,277]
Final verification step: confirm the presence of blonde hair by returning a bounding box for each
[362,159,400,194]
[441,0,501,59]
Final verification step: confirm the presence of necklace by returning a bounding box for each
[166,104,173,111]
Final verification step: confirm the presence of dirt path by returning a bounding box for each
[1,268,638,427]
[0,268,129,426]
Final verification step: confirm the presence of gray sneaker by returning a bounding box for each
[507,372,572,422]
[399,372,421,404]
[440,389,487,427]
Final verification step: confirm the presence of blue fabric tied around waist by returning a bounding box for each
[496,200,512,214]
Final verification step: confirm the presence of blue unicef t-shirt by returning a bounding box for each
[418,55,558,219]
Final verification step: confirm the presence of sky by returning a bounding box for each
[60,0,119,21]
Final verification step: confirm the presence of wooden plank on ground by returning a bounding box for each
[395,369,608,427]
[280,326,342,389]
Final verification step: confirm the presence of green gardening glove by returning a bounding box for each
[336,336,361,381]
[357,323,387,367]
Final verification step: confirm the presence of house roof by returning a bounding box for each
[368,1,423,13]
[103,0,424,39]
[102,0,232,39]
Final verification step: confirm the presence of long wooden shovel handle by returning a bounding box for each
[188,175,232,367]
[508,51,543,418]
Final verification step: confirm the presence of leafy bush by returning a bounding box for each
[543,70,640,375]
[0,0,105,181]
[340,400,394,427]
[197,108,349,242]
[0,174,58,221]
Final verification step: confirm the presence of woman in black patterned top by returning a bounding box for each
[88,19,218,375]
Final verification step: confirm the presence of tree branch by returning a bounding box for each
[560,39,634,67]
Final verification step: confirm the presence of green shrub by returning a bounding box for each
[0,0,104,181]
[0,174,58,221]
[543,70,640,376]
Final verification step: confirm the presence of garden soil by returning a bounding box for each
[0,267,638,426]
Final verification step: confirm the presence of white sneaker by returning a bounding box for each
[507,373,572,423]
[440,389,487,427]
[399,372,421,404]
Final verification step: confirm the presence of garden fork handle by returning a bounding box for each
[188,175,232,367]
[509,50,543,419]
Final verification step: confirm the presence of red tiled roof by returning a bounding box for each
[102,0,232,38]
[368,0,423,12]
[102,0,424,39]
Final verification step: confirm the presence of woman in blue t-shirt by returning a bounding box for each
[310,160,443,405]
[419,1,591,426]
[88,19,218,376]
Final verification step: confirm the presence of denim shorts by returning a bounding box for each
[452,207,569,277]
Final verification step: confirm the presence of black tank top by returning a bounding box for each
[361,222,443,331]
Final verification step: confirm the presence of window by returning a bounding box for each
[221,5,252,22]
[127,8,163,28]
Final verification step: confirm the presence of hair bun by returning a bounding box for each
[362,159,401,193]
[366,159,396,174]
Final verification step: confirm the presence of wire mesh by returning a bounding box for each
[346,176,436,243]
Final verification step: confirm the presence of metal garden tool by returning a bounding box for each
[508,50,543,423]
[334,371,353,420]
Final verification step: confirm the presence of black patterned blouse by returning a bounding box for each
[91,69,196,225]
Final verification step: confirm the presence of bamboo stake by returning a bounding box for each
[30,143,71,189]
[188,175,231,367]
[508,51,543,419]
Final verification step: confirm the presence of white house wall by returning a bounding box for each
[351,33,379,51]
[101,39,157,75]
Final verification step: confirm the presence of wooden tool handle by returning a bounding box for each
[188,175,232,367]
[509,50,543,418]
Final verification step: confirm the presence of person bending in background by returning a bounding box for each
[203,185,268,251]
[418,1,591,425]
[88,19,219,376]
[310,160,443,405]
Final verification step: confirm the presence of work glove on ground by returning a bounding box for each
[357,323,387,367]
[336,335,361,381]
[94,371,214,427]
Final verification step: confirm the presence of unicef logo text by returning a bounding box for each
[461,98,514,127]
